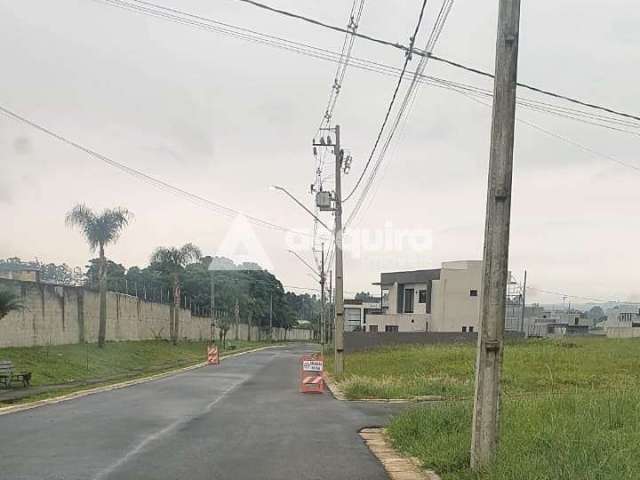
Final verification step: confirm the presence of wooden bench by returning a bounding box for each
[0,360,32,388]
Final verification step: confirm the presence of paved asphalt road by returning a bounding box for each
[0,344,403,480]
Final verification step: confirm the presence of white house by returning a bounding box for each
[604,306,640,338]
[343,299,382,331]
[366,260,484,333]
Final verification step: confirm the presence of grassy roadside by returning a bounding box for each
[328,337,640,479]
[0,340,271,406]
[327,337,640,400]
[388,391,640,480]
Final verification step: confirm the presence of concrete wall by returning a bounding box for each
[606,327,640,339]
[366,313,429,332]
[0,278,311,348]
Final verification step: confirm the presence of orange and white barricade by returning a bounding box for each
[299,353,324,393]
[207,345,220,365]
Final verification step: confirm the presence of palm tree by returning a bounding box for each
[150,243,201,345]
[0,289,25,320]
[66,204,132,347]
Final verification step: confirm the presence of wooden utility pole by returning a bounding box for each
[333,125,345,375]
[470,0,521,471]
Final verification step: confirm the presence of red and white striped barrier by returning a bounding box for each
[207,345,220,365]
[299,353,324,393]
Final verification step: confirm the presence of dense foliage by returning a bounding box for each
[1,253,324,331]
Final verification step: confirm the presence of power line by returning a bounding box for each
[94,0,640,136]
[342,0,430,203]
[235,0,407,52]
[316,0,365,133]
[88,2,640,181]
[429,55,640,123]
[526,287,640,305]
[233,0,640,123]
[312,0,365,270]
[0,104,311,236]
[284,283,357,295]
[345,0,455,228]
[459,92,640,174]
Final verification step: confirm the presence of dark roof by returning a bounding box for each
[377,268,441,286]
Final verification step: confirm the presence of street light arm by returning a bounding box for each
[288,249,321,279]
[271,185,333,234]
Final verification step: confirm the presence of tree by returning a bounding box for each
[150,243,202,345]
[586,306,605,321]
[355,291,379,303]
[66,204,132,347]
[217,314,233,348]
[86,259,126,290]
[0,289,24,320]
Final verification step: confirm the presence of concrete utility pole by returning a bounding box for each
[333,125,345,375]
[269,293,273,342]
[234,299,240,340]
[520,270,527,334]
[470,0,521,471]
[210,272,215,343]
[320,242,326,352]
[328,270,333,343]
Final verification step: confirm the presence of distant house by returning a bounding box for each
[604,306,640,338]
[0,266,41,283]
[343,298,381,331]
[366,260,486,333]
[527,310,592,337]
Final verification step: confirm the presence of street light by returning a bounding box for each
[270,185,332,233]
[270,185,332,358]
[287,247,327,352]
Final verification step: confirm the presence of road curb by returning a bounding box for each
[360,427,441,480]
[324,374,348,400]
[0,344,282,417]
[324,374,445,403]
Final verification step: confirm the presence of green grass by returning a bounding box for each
[0,339,269,405]
[328,337,640,399]
[388,391,640,480]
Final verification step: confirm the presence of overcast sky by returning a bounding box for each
[1,0,639,305]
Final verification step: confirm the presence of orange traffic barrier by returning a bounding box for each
[207,345,220,365]
[299,353,324,393]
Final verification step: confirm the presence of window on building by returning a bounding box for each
[369,325,378,332]
[381,289,389,309]
[470,289,478,297]
[418,289,427,303]
[462,326,467,332]
[404,288,414,313]
[385,325,399,332]
[469,326,474,333]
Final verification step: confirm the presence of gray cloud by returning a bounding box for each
[0,0,639,303]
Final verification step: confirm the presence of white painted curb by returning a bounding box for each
[0,344,283,417]
[361,428,441,480]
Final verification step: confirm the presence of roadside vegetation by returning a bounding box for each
[0,339,268,406]
[330,337,640,400]
[331,337,640,479]
[389,391,640,480]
